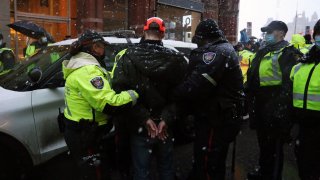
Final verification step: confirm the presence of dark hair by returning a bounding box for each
[304,34,312,44]
[69,40,82,56]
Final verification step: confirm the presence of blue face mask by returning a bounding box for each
[315,35,320,47]
[265,33,276,45]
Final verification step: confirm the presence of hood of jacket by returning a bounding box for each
[125,42,186,80]
[62,52,101,79]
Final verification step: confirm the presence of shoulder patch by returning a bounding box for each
[90,77,104,89]
[202,52,216,64]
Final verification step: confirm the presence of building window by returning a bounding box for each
[103,0,128,31]
[10,0,75,58]
[157,4,201,42]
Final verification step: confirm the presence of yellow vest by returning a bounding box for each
[290,62,320,111]
[110,49,127,78]
[63,52,138,125]
[25,45,36,58]
[259,49,283,86]
[0,48,14,74]
[239,49,254,83]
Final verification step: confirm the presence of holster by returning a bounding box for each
[79,119,99,149]
[57,108,65,133]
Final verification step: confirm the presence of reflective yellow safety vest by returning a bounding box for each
[26,44,52,58]
[63,52,138,126]
[259,48,284,86]
[296,44,313,55]
[50,52,60,63]
[290,62,320,111]
[110,48,127,78]
[25,45,36,58]
[239,49,254,83]
[0,48,14,74]
[291,34,310,54]
[299,47,310,54]
[299,44,313,54]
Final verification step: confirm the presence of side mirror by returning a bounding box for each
[28,67,42,83]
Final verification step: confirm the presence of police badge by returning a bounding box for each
[202,52,216,64]
[90,77,104,89]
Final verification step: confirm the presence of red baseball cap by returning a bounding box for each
[143,17,166,32]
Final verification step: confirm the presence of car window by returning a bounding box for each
[0,45,69,91]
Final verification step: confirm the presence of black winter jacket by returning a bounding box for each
[112,40,187,134]
[174,39,244,130]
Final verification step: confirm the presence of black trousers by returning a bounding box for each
[64,120,111,180]
[188,117,230,180]
[296,123,320,180]
[256,127,284,180]
[115,119,132,179]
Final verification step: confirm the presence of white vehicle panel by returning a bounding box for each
[31,87,67,163]
[0,87,40,164]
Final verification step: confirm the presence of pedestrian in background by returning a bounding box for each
[0,32,15,75]
[24,35,49,58]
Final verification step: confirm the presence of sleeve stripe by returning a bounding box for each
[127,90,137,106]
[202,73,217,86]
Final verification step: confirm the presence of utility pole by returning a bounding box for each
[294,0,299,34]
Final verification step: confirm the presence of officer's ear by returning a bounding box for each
[278,30,286,39]
[159,32,165,39]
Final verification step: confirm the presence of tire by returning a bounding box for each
[0,135,33,180]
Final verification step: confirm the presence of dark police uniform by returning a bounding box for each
[174,19,244,180]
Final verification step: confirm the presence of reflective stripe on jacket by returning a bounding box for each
[259,49,283,86]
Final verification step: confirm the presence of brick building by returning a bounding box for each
[79,0,240,43]
[0,0,239,57]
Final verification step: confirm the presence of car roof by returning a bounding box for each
[50,37,197,49]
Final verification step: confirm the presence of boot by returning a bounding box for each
[247,169,262,180]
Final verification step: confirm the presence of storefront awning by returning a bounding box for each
[158,0,204,12]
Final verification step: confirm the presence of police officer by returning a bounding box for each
[62,30,138,180]
[290,19,320,180]
[238,42,254,83]
[246,21,302,180]
[290,34,311,54]
[174,19,244,180]
[24,35,48,58]
[0,33,15,75]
